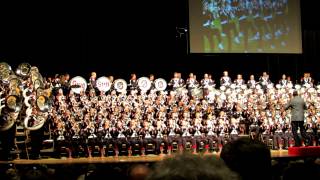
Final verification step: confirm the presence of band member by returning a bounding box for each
[273,122,285,150]
[201,73,215,89]
[259,72,272,89]
[186,73,199,96]
[316,119,320,146]
[0,123,16,160]
[220,71,232,87]
[274,0,289,47]
[89,72,97,89]
[260,119,272,148]
[251,0,264,51]
[285,91,308,147]
[219,0,240,51]
[305,116,315,146]
[108,76,115,92]
[168,72,184,90]
[247,75,256,89]
[236,0,254,52]
[301,73,313,87]
[149,74,156,90]
[279,74,288,87]
[202,0,224,51]
[186,73,199,89]
[234,74,245,87]
[262,0,276,50]
[129,73,138,90]
[30,126,45,159]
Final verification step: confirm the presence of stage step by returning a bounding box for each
[288,146,320,157]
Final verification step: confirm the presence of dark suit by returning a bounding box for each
[285,96,308,146]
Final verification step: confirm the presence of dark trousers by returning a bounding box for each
[291,121,307,146]
[30,127,44,158]
[0,125,16,160]
[273,132,285,149]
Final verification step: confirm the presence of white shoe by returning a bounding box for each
[249,33,260,41]
[234,36,240,44]
[221,33,226,37]
[239,32,244,37]
[218,43,224,50]
[270,44,275,49]
[274,30,282,38]
[203,20,211,27]
[281,41,286,47]
[265,33,272,40]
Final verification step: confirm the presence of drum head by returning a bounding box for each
[114,79,127,93]
[96,76,111,92]
[154,78,167,91]
[138,77,151,91]
[70,76,87,94]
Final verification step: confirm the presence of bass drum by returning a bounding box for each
[175,87,188,96]
[70,76,87,94]
[138,77,151,91]
[114,79,127,93]
[154,78,167,91]
[191,88,203,99]
[96,76,111,92]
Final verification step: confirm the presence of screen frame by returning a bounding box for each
[187,0,303,54]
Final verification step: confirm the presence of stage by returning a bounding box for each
[0,150,302,165]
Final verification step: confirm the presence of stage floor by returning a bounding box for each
[0,150,293,165]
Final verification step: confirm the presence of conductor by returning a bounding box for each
[285,91,308,147]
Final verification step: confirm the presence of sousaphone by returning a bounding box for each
[0,111,19,131]
[16,63,32,78]
[0,94,22,131]
[0,73,23,131]
[24,87,51,131]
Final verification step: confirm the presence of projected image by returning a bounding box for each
[189,0,302,53]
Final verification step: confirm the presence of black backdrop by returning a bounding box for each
[0,1,320,83]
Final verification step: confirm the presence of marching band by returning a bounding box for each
[1,62,320,160]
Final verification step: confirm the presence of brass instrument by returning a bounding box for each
[0,62,24,131]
